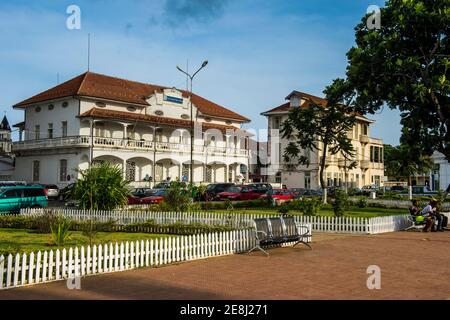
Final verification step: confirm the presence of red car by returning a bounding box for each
[217,186,262,201]
[261,189,295,201]
[128,190,166,205]
[141,189,166,204]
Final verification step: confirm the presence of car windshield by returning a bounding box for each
[226,186,241,193]
[271,190,282,195]
[153,190,166,196]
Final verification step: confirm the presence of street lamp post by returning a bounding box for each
[176,60,208,186]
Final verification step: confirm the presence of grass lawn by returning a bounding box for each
[0,228,171,255]
[204,205,407,218]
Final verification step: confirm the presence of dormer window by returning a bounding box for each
[225,120,232,125]
[95,102,106,108]
[35,106,41,113]
[181,114,190,120]
[155,110,164,116]
[204,117,212,123]
[127,106,137,112]
[62,101,69,108]
[48,104,54,110]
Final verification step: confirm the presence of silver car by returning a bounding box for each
[43,184,60,199]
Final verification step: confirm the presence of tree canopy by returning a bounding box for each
[342,0,449,159]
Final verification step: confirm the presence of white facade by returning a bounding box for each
[262,92,385,189]
[12,74,251,187]
[431,151,450,191]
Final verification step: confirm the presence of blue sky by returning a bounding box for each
[0,0,401,145]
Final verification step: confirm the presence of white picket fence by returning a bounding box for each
[0,228,311,290]
[21,208,429,234]
[21,208,375,233]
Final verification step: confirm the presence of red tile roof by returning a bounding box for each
[14,72,250,122]
[79,108,242,133]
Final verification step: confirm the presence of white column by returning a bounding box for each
[122,160,127,180]
[123,124,128,139]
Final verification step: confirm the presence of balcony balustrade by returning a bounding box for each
[12,135,249,157]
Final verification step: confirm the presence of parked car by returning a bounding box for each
[0,186,48,213]
[131,188,155,198]
[361,185,380,196]
[245,183,273,195]
[261,189,295,201]
[141,189,167,204]
[59,183,76,201]
[217,185,261,201]
[43,184,59,200]
[289,188,306,197]
[296,189,322,199]
[390,185,406,193]
[203,183,235,201]
[128,189,167,205]
[400,185,438,196]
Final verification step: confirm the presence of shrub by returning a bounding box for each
[163,181,191,212]
[295,198,322,216]
[332,189,349,217]
[72,162,130,210]
[356,197,368,208]
[50,216,72,246]
[78,219,117,246]
[277,205,290,215]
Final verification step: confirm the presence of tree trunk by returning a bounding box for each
[408,176,413,200]
[320,143,328,204]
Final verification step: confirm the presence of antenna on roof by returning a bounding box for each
[87,33,91,71]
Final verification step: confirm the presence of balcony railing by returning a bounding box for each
[360,135,370,144]
[13,136,249,157]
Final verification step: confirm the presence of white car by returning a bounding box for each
[43,184,60,199]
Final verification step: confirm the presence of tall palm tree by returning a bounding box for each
[385,145,434,199]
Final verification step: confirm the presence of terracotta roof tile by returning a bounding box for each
[14,72,249,122]
[79,108,241,133]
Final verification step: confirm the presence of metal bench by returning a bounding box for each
[248,216,312,255]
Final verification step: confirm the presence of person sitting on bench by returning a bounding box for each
[409,200,421,217]
[419,200,437,232]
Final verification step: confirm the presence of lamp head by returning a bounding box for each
[202,60,208,68]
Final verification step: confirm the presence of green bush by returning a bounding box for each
[277,205,290,215]
[72,162,130,210]
[163,181,191,212]
[50,216,72,246]
[356,197,368,208]
[293,198,322,216]
[332,189,349,217]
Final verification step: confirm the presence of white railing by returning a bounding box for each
[0,228,311,290]
[13,136,249,157]
[20,208,406,234]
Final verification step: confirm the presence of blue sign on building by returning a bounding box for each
[164,95,183,104]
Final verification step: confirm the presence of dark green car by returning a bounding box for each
[0,186,48,214]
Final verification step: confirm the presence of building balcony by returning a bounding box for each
[360,135,370,144]
[12,136,249,157]
[360,160,370,170]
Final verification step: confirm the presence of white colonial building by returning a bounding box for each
[11,72,252,187]
[261,91,385,189]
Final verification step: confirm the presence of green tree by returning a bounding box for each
[281,80,356,203]
[341,0,450,160]
[384,145,434,199]
[161,181,191,212]
[72,162,130,210]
